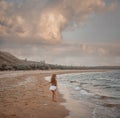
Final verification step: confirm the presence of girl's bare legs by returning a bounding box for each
[52,90,57,102]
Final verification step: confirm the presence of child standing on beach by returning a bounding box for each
[49,74,57,102]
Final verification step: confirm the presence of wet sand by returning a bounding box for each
[0,70,106,118]
[59,85,93,118]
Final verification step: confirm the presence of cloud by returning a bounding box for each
[37,9,66,42]
[37,0,116,42]
[0,0,116,43]
[0,40,120,66]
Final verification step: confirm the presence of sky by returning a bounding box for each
[0,0,120,66]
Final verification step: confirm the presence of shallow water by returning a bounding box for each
[56,70,120,118]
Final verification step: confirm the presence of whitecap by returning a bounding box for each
[74,86,81,91]
[80,89,95,96]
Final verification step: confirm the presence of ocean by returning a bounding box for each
[55,70,120,118]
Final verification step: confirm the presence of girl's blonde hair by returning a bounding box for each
[50,74,57,86]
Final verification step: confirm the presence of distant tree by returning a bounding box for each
[1,63,7,70]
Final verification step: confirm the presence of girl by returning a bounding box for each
[49,74,57,102]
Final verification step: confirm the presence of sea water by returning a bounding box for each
[56,70,120,118]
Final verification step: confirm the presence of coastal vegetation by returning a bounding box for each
[0,51,120,71]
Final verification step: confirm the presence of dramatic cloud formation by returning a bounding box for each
[0,0,115,42]
[0,0,119,66]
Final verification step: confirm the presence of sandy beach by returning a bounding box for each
[0,69,108,118]
[0,70,86,118]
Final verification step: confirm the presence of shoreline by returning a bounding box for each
[56,73,94,118]
[0,69,111,118]
[56,70,120,118]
